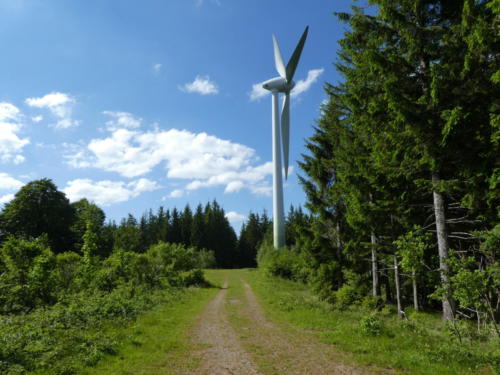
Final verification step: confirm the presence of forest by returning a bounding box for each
[0,0,499,374]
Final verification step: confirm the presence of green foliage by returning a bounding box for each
[291,0,499,329]
[245,270,499,374]
[362,296,384,311]
[0,178,75,253]
[335,284,360,309]
[53,251,81,293]
[0,237,207,373]
[70,198,106,255]
[257,243,304,280]
[0,286,183,374]
[195,248,217,269]
[360,313,382,336]
[0,236,56,312]
[394,226,431,274]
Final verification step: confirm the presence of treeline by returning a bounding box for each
[108,201,237,268]
[261,0,499,337]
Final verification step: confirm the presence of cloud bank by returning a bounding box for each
[64,178,159,206]
[66,112,274,197]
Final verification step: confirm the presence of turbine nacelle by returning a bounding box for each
[262,77,295,93]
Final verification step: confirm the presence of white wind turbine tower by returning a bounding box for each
[262,26,309,249]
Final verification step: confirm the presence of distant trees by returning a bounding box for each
[238,211,271,267]
[133,200,237,268]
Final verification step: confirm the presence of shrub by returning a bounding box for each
[362,295,384,311]
[195,249,216,269]
[0,236,56,312]
[53,252,81,293]
[309,262,341,304]
[360,314,382,336]
[257,243,304,280]
[335,284,360,309]
[381,304,398,316]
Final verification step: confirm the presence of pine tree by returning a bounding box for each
[180,204,193,246]
[191,204,205,249]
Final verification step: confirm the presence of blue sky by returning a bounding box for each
[0,0,352,231]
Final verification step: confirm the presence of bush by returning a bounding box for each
[335,284,360,309]
[257,243,304,280]
[0,236,57,312]
[360,313,382,336]
[53,252,81,293]
[362,295,384,311]
[381,304,398,316]
[309,262,340,304]
[195,249,216,269]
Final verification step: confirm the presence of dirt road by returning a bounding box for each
[187,274,386,375]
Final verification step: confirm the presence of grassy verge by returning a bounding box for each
[238,269,499,375]
[81,286,217,375]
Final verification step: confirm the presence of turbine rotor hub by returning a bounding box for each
[262,77,294,93]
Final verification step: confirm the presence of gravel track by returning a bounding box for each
[187,275,390,375]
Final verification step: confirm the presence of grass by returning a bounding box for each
[81,286,217,375]
[235,269,499,375]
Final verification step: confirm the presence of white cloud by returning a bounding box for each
[65,125,274,196]
[25,92,79,129]
[180,75,219,95]
[291,68,324,97]
[0,172,24,206]
[63,178,159,206]
[0,102,20,121]
[249,82,269,101]
[103,111,142,131]
[153,63,162,73]
[0,172,23,190]
[168,189,184,198]
[32,115,43,123]
[249,68,324,101]
[225,211,245,223]
[0,193,14,205]
[0,102,29,164]
[225,180,244,193]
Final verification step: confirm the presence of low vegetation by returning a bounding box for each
[243,269,499,374]
[0,179,219,374]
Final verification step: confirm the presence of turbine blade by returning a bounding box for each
[272,35,287,79]
[281,93,290,179]
[286,26,309,82]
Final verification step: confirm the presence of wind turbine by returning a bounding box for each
[262,26,309,249]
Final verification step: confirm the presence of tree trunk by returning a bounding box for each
[336,220,343,289]
[394,255,403,318]
[384,273,393,303]
[336,221,342,261]
[371,231,379,297]
[412,269,419,311]
[432,172,455,321]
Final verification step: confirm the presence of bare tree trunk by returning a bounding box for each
[371,231,379,297]
[394,255,403,318]
[412,269,419,311]
[432,172,455,321]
